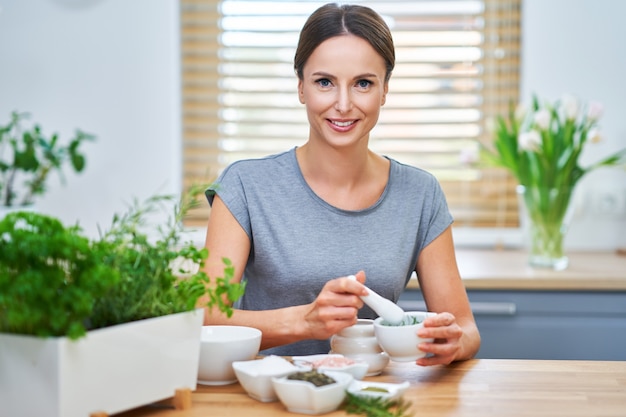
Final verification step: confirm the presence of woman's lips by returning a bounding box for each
[328,119,357,131]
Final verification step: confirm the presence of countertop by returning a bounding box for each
[115,359,626,417]
[405,249,626,291]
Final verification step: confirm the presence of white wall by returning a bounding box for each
[0,0,181,237]
[1,0,624,249]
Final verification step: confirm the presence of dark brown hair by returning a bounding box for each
[294,3,395,82]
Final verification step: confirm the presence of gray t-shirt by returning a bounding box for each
[206,147,453,356]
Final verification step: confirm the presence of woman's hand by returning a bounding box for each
[300,271,367,341]
[415,312,465,366]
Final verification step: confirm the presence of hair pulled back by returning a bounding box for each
[294,3,395,82]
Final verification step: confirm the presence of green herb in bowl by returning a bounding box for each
[287,370,337,387]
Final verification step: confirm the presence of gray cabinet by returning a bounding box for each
[398,289,626,360]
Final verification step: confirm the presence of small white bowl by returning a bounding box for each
[373,311,435,362]
[233,356,306,402]
[272,370,353,415]
[347,380,410,401]
[329,319,390,376]
[197,325,262,385]
[292,354,369,380]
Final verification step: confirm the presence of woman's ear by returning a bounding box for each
[298,79,305,104]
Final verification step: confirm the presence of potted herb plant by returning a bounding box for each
[0,111,94,211]
[0,185,245,417]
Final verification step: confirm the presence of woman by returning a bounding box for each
[202,3,480,366]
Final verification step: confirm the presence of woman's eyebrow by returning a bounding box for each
[311,71,378,80]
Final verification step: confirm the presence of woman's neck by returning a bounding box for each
[295,143,389,210]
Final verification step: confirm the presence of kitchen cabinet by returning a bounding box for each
[398,289,626,360]
[400,249,626,360]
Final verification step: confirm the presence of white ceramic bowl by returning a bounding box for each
[233,356,306,402]
[272,370,353,415]
[347,380,410,401]
[292,354,369,380]
[329,319,390,376]
[373,311,435,362]
[197,325,262,385]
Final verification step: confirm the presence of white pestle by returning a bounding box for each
[347,275,405,325]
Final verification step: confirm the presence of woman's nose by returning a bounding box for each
[334,88,353,113]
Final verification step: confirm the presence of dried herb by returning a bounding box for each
[287,370,336,387]
[343,392,412,417]
[360,387,389,393]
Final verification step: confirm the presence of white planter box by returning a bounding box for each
[0,309,203,417]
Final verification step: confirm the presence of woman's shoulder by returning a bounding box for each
[388,157,439,185]
[221,148,295,176]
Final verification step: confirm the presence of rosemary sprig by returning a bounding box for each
[343,392,413,417]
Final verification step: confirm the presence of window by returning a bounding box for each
[180,0,521,235]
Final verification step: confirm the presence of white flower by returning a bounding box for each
[514,103,527,122]
[561,94,579,120]
[518,130,542,151]
[586,101,604,122]
[459,147,479,165]
[533,109,551,130]
[588,128,602,143]
[1,232,11,243]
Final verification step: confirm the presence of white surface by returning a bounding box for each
[373,311,435,362]
[0,309,203,417]
[272,370,353,415]
[197,325,262,385]
[0,0,181,238]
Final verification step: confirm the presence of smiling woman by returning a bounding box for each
[179,0,522,231]
[198,2,480,369]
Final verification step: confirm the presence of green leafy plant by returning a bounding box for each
[479,94,626,266]
[0,212,119,339]
[343,392,413,417]
[0,111,95,207]
[0,185,245,340]
[480,94,626,189]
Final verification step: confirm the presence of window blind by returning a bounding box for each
[180,0,521,229]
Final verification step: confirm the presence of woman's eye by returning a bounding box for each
[316,78,332,88]
[357,79,372,88]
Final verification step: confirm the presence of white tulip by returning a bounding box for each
[588,128,602,143]
[459,147,479,165]
[518,130,542,151]
[586,101,604,122]
[561,94,579,120]
[534,109,551,130]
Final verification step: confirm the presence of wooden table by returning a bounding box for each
[117,359,626,417]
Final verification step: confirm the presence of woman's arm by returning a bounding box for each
[201,195,367,350]
[414,226,481,365]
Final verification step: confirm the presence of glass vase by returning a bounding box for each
[517,185,576,271]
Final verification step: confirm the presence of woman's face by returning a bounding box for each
[298,34,388,150]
